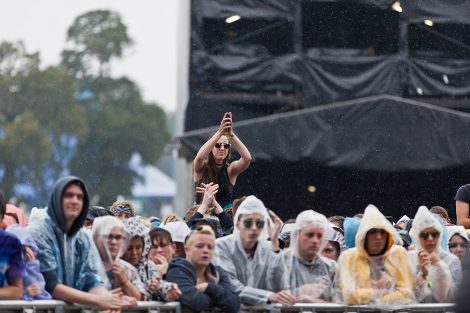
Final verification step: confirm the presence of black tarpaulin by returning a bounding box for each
[193,0,296,19]
[402,0,470,24]
[180,95,470,171]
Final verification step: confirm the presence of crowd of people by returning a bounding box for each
[0,113,469,313]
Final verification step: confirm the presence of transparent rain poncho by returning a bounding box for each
[284,210,336,303]
[122,217,175,300]
[336,204,414,306]
[5,224,52,300]
[214,195,289,305]
[92,216,146,295]
[408,206,462,303]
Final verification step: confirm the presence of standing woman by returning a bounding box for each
[193,112,252,210]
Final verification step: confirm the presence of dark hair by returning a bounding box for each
[430,206,449,221]
[89,206,112,218]
[192,219,218,235]
[184,205,199,222]
[328,215,345,230]
[0,192,6,220]
[227,196,246,219]
[149,227,173,245]
[194,143,232,204]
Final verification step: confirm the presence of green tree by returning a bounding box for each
[0,41,87,200]
[63,10,170,205]
[61,10,133,76]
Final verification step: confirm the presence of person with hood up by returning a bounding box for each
[92,216,146,300]
[122,217,181,301]
[166,225,240,313]
[5,224,51,300]
[285,210,336,303]
[408,206,462,303]
[447,225,469,265]
[337,204,413,305]
[214,195,295,306]
[27,176,135,310]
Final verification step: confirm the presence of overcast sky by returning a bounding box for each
[0,0,179,112]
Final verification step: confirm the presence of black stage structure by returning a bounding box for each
[180,0,470,221]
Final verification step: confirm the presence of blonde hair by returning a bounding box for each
[184,225,216,246]
[162,213,181,225]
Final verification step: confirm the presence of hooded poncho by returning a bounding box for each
[337,204,413,306]
[214,195,289,305]
[27,176,103,293]
[284,210,336,303]
[408,206,462,303]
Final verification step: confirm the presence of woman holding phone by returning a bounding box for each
[193,112,252,210]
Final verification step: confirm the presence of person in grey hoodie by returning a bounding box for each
[166,225,240,313]
[28,176,135,311]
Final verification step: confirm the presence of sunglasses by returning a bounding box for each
[215,142,230,150]
[419,230,440,240]
[242,219,265,229]
[151,242,171,249]
[449,242,468,249]
[323,248,336,253]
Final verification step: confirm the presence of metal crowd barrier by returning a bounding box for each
[0,302,456,313]
[236,303,456,313]
[0,301,181,313]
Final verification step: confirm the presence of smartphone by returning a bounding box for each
[224,112,231,136]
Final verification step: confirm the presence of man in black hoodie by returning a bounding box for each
[28,176,134,310]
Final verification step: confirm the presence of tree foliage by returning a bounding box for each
[0,10,170,206]
[0,42,87,200]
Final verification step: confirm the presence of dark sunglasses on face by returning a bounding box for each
[323,248,336,253]
[419,230,440,240]
[215,142,230,150]
[151,242,171,249]
[242,219,265,229]
[449,242,468,249]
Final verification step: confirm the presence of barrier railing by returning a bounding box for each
[0,301,181,313]
[0,302,456,313]
[237,303,457,313]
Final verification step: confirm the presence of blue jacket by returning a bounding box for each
[27,176,103,293]
[165,258,240,313]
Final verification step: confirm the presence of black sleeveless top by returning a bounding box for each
[195,166,234,208]
[215,166,234,208]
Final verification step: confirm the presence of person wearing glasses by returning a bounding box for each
[166,225,240,313]
[336,205,413,305]
[285,210,336,303]
[409,206,462,303]
[92,216,146,300]
[447,226,469,265]
[214,195,295,306]
[193,112,252,210]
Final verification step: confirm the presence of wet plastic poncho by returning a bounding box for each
[27,176,103,293]
[284,210,336,303]
[344,217,361,249]
[122,217,174,300]
[92,216,146,296]
[408,206,462,303]
[336,204,413,305]
[214,195,289,305]
[5,224,52,300]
